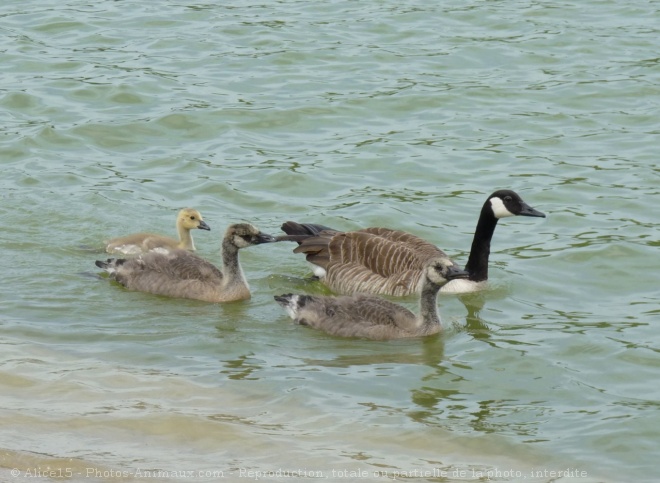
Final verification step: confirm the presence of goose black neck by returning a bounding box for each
[464,204,499,282]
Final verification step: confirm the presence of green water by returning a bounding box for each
[1,1,658,482]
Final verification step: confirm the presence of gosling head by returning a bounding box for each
[225,223,276,248]
[487,190,546,220]
[178,208,211,231]
[425,258,470,287]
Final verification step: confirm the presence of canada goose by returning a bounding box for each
[274,258,469,340]
[105,208,210,255]
[278,189,545,295]
[96,223,275,303]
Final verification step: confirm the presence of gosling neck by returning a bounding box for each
[221,239,248,290]
[177,222,195,251]
[418,277,442,331]
[464,204,498,282]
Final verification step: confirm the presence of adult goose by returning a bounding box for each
[105,208,210,255]
[278,189,545,296]
[275,258,469,340]
[96,223,275,303]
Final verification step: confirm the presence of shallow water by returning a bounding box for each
[1,1,659,482]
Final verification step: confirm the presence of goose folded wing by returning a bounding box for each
[357,228,449,267]
[302,295,417,339]
[350,295,416,329]
[332,229,445,276]
[141,250,224,282]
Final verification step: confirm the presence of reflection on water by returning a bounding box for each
[220,354,264,381]
[298,336,446,370]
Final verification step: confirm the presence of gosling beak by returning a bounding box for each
[447,265,470,280]
[518,202,546,218]
[256,232,276,244]
[198,220,211,231]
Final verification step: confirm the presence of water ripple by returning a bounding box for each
[1,1,658,481]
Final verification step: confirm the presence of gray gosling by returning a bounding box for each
[274,258,469,340]
[105,208,210,255]
[96,223,275,303]
[278,190,545,296]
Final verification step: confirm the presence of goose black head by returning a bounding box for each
[487,190,546,220]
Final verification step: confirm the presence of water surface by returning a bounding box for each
[1,1,659,482]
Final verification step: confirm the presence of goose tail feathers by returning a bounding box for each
[280,221,337,236]
[274,293,313,319]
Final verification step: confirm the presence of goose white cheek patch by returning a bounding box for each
[490,197,515,219]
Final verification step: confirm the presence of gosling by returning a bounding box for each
[274,258,468,340]
[105,208,210,255]
[97,223,275,303]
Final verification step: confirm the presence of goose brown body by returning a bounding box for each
[278,190,545,296]
[291,227,448,296]
[275,258,469,340]
[105,208,210,255]
[96,223,274,303]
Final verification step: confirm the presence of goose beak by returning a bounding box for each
[256,232,277,244]
[198,220,211,231]
[447,265,470,280]
[519,202,546,218]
